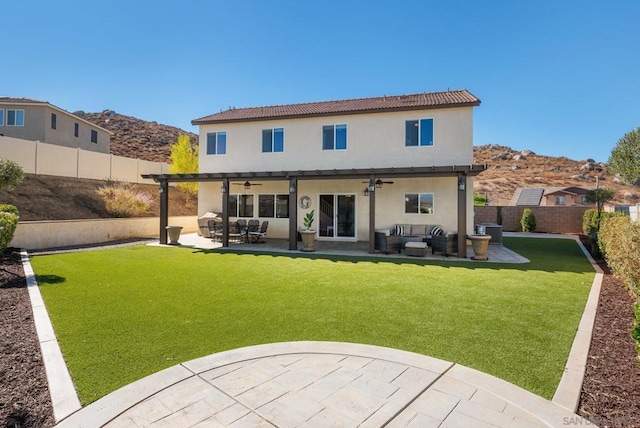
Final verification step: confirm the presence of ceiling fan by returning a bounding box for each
[232,181,263,190]
[361,178,394,188]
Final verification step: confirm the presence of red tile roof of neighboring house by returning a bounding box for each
[192,89,480,125]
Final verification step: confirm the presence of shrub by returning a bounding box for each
[520,208,536,232]
[0,158,24,191]
[583,209,599,235]
[97,182,153,217]
[598,215,640,297]
[0,204,19,253]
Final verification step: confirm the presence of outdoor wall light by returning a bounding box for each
[244,182,251,190]
[289,183,296,193]
[364,188,370,197]
[220,185,226,194]
[458,176,466,191]
[375,178,383,189]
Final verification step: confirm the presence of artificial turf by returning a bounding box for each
[31,237,595,404]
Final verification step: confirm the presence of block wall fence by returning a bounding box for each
[0,136,170,184]
[474,206,592,234]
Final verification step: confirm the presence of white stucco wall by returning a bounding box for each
[198,177,474,241]
[198,107,474,173]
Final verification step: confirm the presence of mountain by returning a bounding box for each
[80,110,637,206]
[76,110,197,163]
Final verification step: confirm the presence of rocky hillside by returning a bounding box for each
[76,110,198,163]
[79,110,637,206]
[473,145,637,205]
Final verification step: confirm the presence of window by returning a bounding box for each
[582,196,588,204]
[555,196,566,205]
[7,109,24,126]
[0,109,4,126]
[262,128,284,153]
[229,194,254,217]
[405,193,434,214]
[405,118,434,146]
[51,113,57,130]
[322,124,347,150]
[90,129,98,143]
[206,132,226,155]
[258,194,290,218]
[74,123,79,137]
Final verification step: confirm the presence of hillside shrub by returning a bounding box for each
[520,208,536,232]
[0,158,24,190]
[0,204,19,253]
[97,182,153,217]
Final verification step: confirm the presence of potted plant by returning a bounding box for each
[299,210,316,252]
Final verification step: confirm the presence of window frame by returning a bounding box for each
[74,123,79,138]
[262,128,284,153]
[6,109,24,127]
[51,113,57,130]
[405,118,434,147]
[555,196,566,205]
[90,129,98,144]
[206,131,227,155]
[258,194,290,218]
[404,192,435,214]
[322,124,347,150]
[229,193,254,218]
[0,109,4,126]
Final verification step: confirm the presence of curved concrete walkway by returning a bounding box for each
[56,342,589,427]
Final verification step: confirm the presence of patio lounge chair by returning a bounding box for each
[374,231,402,254]
[249,221,268,243]
[431,232,458,257]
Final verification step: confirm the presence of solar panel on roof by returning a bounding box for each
[517,188,544,206]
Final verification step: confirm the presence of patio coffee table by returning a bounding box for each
[405,241,428,257]
[401,235,425,248]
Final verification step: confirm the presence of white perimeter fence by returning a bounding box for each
[0,136,170,184]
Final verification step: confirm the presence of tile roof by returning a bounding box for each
[0,97,48,104]
[192,89,480,125]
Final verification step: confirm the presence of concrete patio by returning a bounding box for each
[151,233,530,264]
[56,342,588,427]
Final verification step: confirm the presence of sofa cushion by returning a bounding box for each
[410,224,427,235]
[393,225,406,235]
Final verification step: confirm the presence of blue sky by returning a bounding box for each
[3,1,639,162]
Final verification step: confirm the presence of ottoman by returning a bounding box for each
[405,241,427,257]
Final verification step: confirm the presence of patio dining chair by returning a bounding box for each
[249,220,268,243]
[247,219,260,235]
[208,219,223,242]
[228,221,245,243]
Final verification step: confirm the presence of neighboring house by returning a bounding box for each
[0,97,111,153]
[144,89,485,255]
[509,187,594,206]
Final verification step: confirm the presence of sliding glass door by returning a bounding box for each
[318,194,356,239]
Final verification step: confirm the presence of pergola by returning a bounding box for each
[142,164,486,257]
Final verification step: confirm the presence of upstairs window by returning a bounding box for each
[0,109,4,126]
[262,128,284,153]
[206,132,226,155]
[405,118,434,147]
[322,124,347,150]
[74,123,79,137]
[90,129,98,143]
[7,109,24,126]
[555,196,566,205]
[405,193,434,214]
[51,113,57,130]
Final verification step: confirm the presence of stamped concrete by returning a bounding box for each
[56,342,590,427]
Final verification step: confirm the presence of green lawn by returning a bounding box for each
[31,237,595,405]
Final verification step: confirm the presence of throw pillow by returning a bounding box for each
[394,225,405,235]
[431,226,443,236]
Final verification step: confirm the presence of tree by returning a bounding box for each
[169,134,199,204]
[473,194,488,206]
[585,187,616,227]
[0,158,24,191]
[608,126,640,185]
[521,208,536,232]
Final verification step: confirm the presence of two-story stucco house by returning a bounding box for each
[144,89,485,256]
[0,97,111,153]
